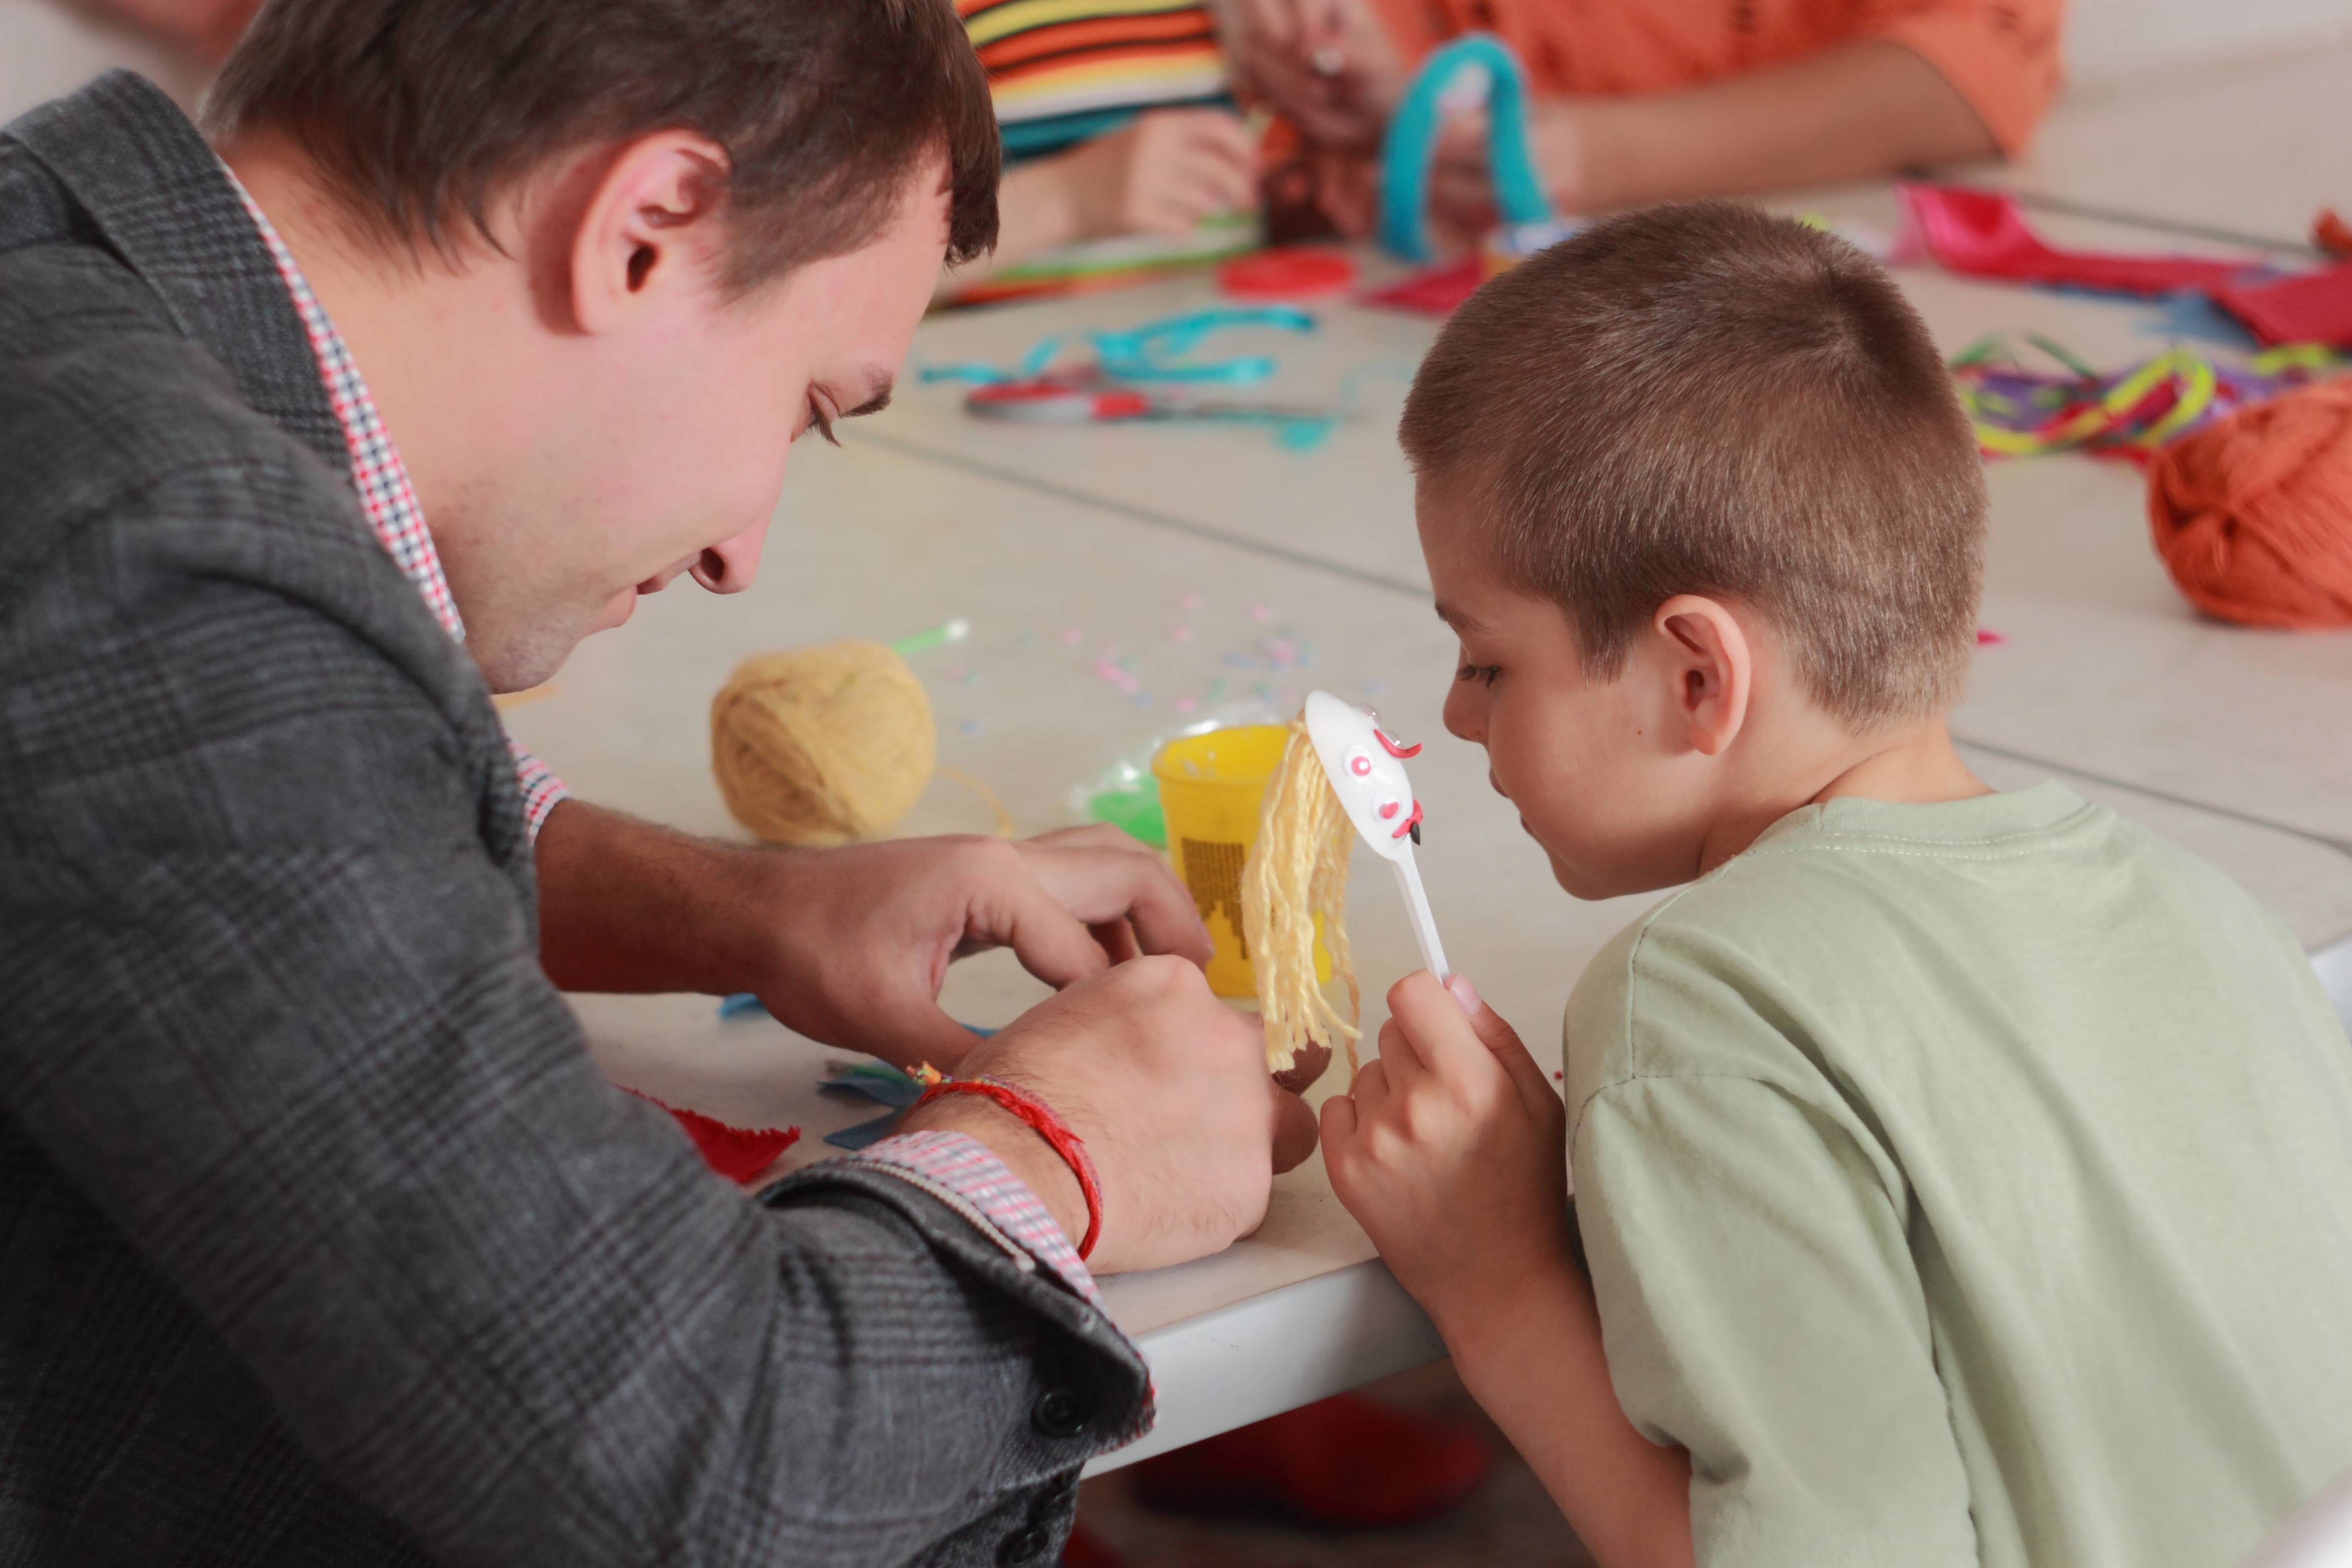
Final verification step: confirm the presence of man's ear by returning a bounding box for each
[567,131,731,335]
[1653,594,1753,758]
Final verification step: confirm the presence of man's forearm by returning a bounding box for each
[1546,40,1998,213]
[535,799,764,995]
[1436,1265,1694,1568]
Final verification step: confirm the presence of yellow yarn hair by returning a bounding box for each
[1242,717,1362,1080]
[711,641,935,846]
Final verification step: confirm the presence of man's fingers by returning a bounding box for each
[867,999,990,1074]
[1271,1087,1319,1173]
[987,872,1117,991]
[1088,919,1141,967]
[1019,838,1214,968]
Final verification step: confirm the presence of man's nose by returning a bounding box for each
[690,515,769,594]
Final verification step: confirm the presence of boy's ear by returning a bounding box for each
[564,131,732,336]
[1654,594,1753,758]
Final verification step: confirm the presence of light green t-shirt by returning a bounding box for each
[1564,783,2352,1568]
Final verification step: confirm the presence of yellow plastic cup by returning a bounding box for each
[1153,725,1332,1000]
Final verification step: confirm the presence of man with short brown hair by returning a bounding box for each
[0,3,1311,1563]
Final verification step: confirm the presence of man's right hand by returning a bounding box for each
[901,956,1319,1275]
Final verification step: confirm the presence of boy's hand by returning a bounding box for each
[1060,108,1260,240]
[1323,971,1575,1331]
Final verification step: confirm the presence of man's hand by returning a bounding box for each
[1057,108,1261,240]
[1322,970,1575,1333]
[737,826,1216,1069]
[536,805,1214,1069]
[902,956,1320,1274]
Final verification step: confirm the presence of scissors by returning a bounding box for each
[964,379,1346,426]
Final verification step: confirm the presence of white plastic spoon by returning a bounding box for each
[1302,689,1450,982]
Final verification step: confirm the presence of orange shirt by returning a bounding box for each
[1366,0,2063,154]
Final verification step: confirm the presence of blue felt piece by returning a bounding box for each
[822,1070,924,1109]
[1378,33,1553,262]
[824,1111,904,1151]
[717,991,767,1020]
[2139,288,2262,349]
[817,1033,996,1151]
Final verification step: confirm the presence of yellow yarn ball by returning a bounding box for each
[710,641,935,846]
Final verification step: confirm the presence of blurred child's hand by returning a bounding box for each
[1323,971,1576,1331]
[1230,0,1403,153]
[1061,108,1260,240]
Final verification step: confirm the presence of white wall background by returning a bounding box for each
[5,0,2352,145]
[0,0,201,124]
[2062,0,2352,89]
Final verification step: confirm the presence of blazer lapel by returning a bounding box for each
[4,70,346,477]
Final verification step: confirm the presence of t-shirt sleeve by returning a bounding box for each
[1572,1068,1979,1565]
[1857,0,2065,156]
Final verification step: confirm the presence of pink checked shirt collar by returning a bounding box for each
[228,169,567,834]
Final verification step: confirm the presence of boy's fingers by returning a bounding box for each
[1320,1091,1359,1146]
[1370,1018,1422,1089]
[1446,973,1558,1114]
[1384,969,1482,1075]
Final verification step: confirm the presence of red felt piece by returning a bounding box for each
[1218,247,1357,300]
[2316,208,2352,260]
[1129,1393,1494,1528]
[2213,262,2352,350]
[631,1090,801,1183]
[1901,185,2258,297]
[1359,256,1485,315]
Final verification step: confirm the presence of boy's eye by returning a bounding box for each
[1457,662,1501,687]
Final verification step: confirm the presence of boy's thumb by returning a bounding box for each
[1447,973,1553,1104]
[1446,974,1519,1050]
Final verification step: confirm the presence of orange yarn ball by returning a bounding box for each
[2147,379,2352,628]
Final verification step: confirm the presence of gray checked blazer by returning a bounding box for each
[0,73,1146,1568]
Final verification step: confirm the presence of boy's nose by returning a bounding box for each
[1442,682,1484,744]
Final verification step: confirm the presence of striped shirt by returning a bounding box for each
[960,0,1232,162]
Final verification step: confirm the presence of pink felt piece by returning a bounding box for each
[1901,185,2258,296]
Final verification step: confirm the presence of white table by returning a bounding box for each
[1972,32,2352,252]
[866,204,2352,860]
[509,417,2352,1469]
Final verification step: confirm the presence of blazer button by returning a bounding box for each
[997,1524,1050,1565]
[1031,1387,1091,1439]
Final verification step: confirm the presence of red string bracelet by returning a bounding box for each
[913,1076,1103,1262]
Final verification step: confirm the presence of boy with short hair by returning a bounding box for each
[1324,202,2352,1568]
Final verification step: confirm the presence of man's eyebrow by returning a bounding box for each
[845,374,894,419]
